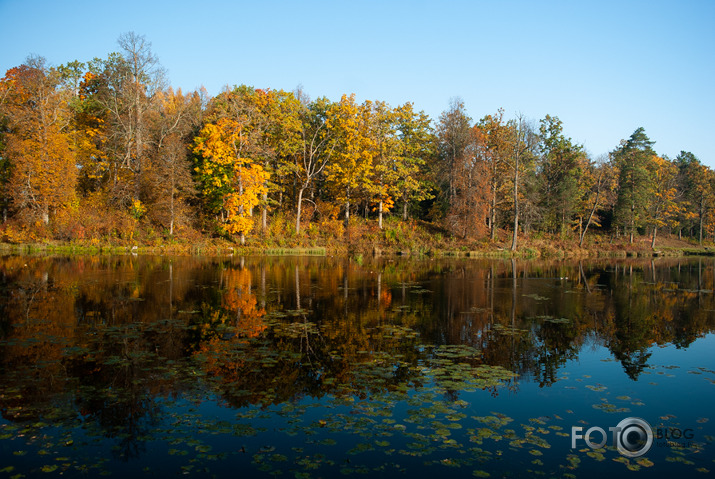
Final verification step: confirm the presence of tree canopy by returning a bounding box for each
[1,33,713,249]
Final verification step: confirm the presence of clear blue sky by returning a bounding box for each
[1,0,714,166]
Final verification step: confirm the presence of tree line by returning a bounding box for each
[1,33,713,249]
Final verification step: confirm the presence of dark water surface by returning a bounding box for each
[0,255,713,478]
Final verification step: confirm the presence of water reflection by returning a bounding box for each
[2,256,714,386]
[0,255,713,472]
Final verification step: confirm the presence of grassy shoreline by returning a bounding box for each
[2,216,711,258]
[1,239,712,259]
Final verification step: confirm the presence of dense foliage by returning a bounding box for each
[1,33,713,249]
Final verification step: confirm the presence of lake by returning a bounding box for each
[0,254,713,478]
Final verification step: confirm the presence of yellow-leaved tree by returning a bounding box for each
[325,94,375,230]
[364,101,400,229]
[194,118,268,244]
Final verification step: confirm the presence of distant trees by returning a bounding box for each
[435,99,496,239]
[1,33,714,248]
[249,88,302,232]
[365,100,399,230]
[319,95,436,233]
[430,110,715,249]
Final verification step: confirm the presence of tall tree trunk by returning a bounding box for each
[135,103,143,202]
[510,160,519,252]
[511,205,519,251]
[169,175,175,236]
[490,176,497,241]
[699,198,704,246]
[651,225,657,249]
[449,144,456,202]
[402,201,408,221]
[378,199,383,229]
[629,200,635,244]
[261,191,268,232]
[295,186,305,234]
[344,200,350,230]
[262,159,269,232]
[237,170,245,244]
[579,187,601,247]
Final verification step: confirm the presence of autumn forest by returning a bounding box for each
[1,32,713,253]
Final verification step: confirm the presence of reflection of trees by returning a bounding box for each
[72,382,162,461]
[607,265,655,379]
[193,259,430,407]
[220,264,266,337]
[0,255,213,456]
[598,259,715,379]
[428,259,584,386]
[1,254,714,457]
[421,258,715,384]
[0,257,76,421]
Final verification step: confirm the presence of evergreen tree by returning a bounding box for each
[537,115,584,235]
[612,127,655,243]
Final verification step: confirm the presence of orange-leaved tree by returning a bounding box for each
[647,155,682,249]
[475,109,511,240]
[0,58,77,225]
[447,125,490,238]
